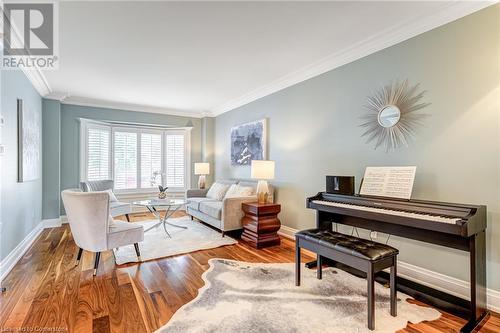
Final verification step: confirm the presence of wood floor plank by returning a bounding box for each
[1,211,499,333]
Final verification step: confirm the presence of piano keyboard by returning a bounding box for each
[312,200,463,224]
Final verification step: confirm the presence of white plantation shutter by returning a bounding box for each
[141,133,162,188]
[86,127,110,181]
[165,134,185,188]
[114,131,137,190]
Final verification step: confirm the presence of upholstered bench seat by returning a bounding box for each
[296,229,398,261]
[295,228,399,330]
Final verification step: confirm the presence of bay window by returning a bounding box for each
[80,119,190,193]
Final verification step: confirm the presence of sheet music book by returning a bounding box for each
[359,166,416,200]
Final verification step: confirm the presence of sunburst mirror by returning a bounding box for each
[360,79,430,152]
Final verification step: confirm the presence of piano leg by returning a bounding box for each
[461,231,489,333]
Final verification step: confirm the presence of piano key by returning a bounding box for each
[312,200,463,224]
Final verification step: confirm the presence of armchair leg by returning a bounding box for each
[75,248,83,266]
[93,252,101,276]
[190,215,193,221]
[125,214,130,222]
[134,243,142,261]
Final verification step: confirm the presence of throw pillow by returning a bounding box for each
[206,182,230,200]
[225,184,255,198]
[104,189,118,202]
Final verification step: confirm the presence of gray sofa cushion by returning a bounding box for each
[187,197,215,211]
[199,201,223,220]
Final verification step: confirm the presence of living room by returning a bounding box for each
[1,1,499,332]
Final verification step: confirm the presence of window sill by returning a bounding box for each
[116,190,187,201]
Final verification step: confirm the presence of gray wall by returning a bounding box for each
[1,70,43,261]
[42,99,61,219]
[215,6,500,290]
[54,103,204,215]
[201,117,215,186]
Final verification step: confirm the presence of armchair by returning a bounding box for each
[80,180,132,221]
[61,189,144,275]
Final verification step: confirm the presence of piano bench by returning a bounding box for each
[295,229,399,331]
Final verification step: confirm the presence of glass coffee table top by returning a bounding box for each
[132,198,188,237]
[133,198,187,207]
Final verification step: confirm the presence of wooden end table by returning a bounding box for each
[241,202,281,248]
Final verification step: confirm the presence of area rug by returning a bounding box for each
[157,259,441,333]
[113,217,237,264]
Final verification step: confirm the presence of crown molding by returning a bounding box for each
[210,1,495,116]
[50,95,206,119]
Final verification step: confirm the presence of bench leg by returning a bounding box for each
[367,264,375,330]
[295,241,301,286]
[390,258,397,317]
[317,255,322,280]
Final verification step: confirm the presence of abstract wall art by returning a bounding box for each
[17,99,41,182]
[231,119,267,165]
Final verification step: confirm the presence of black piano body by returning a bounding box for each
[307,192,488,333]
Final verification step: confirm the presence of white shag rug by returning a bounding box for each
[157,259,441,333]
[113,217,237,264]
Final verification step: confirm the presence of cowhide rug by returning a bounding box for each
[157,259,441,333]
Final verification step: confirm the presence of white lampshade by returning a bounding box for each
[251,160,275,180]
[194,162,210,175]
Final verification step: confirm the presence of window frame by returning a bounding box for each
[80,119,191,194]
[79,120,112,183]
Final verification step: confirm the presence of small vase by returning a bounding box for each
[158,192,166,199]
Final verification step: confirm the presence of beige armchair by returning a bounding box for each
[80,180,132,222]
[61,189,144,275]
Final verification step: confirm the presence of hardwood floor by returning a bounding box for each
[1,211,499,333]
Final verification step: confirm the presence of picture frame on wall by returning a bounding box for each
[230,119,267,165]
[17,99,41,182]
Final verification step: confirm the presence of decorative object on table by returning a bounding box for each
[158,185,168,199]
[360,79,430,152]
[230,119,267,165]
[17,99,41,182]
[241,202,281,248]
[156,259,440,333]
[150,170,163,187]
[194,162,210,189]
[112,216,237,264]
[251,160,275,204]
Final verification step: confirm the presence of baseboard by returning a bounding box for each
[0,222,44,283]
[278,225,500,313]
[42,217,62,228]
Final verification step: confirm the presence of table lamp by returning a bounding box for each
[194,162,210,189]
[251,160,275,204]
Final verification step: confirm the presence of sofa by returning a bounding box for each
[80,180,132,221]
[186,180,274,235]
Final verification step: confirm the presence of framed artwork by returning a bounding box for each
[231,119,267,165]
[17,99,41,182]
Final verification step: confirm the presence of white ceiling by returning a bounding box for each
[39,1,491,117]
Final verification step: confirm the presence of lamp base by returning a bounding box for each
[256,180,269,204]
[198,175,206,189]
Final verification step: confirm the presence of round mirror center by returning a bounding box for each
[378,105,401,128]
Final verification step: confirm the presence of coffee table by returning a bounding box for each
[132,198,188,237]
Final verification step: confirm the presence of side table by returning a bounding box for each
[241,202,281,248]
